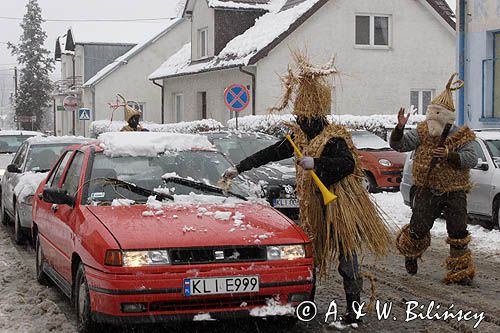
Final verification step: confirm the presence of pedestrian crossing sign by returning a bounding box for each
[78,108,91,121]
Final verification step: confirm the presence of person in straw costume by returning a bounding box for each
[221,51,391,325]
[390,73,477,285]
[120,104,148,132]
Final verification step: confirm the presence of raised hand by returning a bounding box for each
[397,107,410,129]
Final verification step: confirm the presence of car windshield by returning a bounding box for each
[351,131,391,150]
[0,135,34,153]
[485,140,500,167]
[211,135,294,166]
[25,144,70,172]
[86,150,249,204]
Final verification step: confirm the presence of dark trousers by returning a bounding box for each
[338,251,363,296]
[410,187,469,240]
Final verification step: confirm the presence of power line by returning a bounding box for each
[0,16,177,22]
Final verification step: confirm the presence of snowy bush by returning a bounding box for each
[227,114,426,138]
[90,119,224,137]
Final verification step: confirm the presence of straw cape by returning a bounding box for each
[274,51,392,277]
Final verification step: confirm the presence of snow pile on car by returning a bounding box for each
[98,132,215,157]
[90,118,223,137]
[14,171,48,203]
[26,135,88,144]
[227,114,426,137]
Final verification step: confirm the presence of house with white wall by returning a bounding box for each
[456,0,500,129]
[149,0,456,124]
[52,20,180,136]
[81,18,190,133]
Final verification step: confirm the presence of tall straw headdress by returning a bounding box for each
[270,50,338,118]
[430,73,464,112]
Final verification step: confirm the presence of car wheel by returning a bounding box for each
[0,198,9,226]
[35,232,50,285]
[362,173,378,193]
[490,199,500,230]
[75,263,99,333]
[14,207,26,245]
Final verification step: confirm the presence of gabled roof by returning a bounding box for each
[83,19,182,87]
[151,0,456,80]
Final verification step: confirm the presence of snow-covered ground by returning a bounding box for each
[373,192,500,261]
[0,230,75,332]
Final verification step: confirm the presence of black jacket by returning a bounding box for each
[236,136,355,187]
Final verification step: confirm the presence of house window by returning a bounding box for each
[173,93,184,122]
[482,32,500,118]
[199,28,208,58]
[355,15,390,47]
[410,90,433,115]
[198,92,207,119]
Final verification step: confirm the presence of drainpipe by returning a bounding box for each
[239,66,256,115]
[153,80,165,123]
[458,0,466,126]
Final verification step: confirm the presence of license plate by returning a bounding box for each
[184,276,259,296]
[273,198,299,208]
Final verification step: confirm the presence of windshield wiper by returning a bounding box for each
[33,168,51,173]
[162,176,247,201]
[93,177,173,201]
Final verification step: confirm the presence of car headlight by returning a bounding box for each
[378,159,392,167]
[105,249,170,267]
[267,244,306,261]
[0,169,5,177]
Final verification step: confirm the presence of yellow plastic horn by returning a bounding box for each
[286,135,337,205]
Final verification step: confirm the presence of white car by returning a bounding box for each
[0,130,43,180]
[400,129,500,229]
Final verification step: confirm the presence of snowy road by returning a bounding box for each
[1,192,499,332]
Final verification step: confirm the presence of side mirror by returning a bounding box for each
[42,187,75,207]
[7,164,21,173]
[475,159,489,171]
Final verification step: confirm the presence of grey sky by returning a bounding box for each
[0,0,183,80]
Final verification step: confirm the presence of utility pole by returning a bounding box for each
[13,67,18,99]
[72,55,76,135]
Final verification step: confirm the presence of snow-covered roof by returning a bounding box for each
[66,21,170,45]
[0,130,43,136]
[183,0,284,14]
[150,0,322,79]
[151,0,455,80]
[26,135,89,145]
[83,19,183,87]
[98,132,215,157]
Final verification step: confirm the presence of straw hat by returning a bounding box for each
[270,50,338,118]
[430,73,464,112]
[124,104,142,122]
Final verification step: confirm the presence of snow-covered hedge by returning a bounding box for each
[90,119,224,137]
[227,114,426,138]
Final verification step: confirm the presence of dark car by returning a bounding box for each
[202,131,299,219]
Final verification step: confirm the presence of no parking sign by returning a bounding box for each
[224,84,250,112]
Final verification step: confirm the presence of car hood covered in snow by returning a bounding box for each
[86,201,306,250]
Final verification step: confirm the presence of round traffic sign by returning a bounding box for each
[63,95,79,111]
[224,84,250,112]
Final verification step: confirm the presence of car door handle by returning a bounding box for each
[51,204,58,213]
[38,193,42,199]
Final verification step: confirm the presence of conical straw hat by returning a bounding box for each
[430,73,464,112]
[124,104,142,122]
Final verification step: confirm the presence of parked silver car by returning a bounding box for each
[0,136,89,243]
[400,129,500,229]
[0,130,43,181]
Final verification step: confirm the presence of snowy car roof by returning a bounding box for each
[0,130,43,136]
[26,136,90,145]
[474,130,500,141]
[98,132,215,157]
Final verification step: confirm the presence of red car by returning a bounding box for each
[31,132,313,331]
[351,131,405,192]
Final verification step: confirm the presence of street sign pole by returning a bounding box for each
[235,111,238,130]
